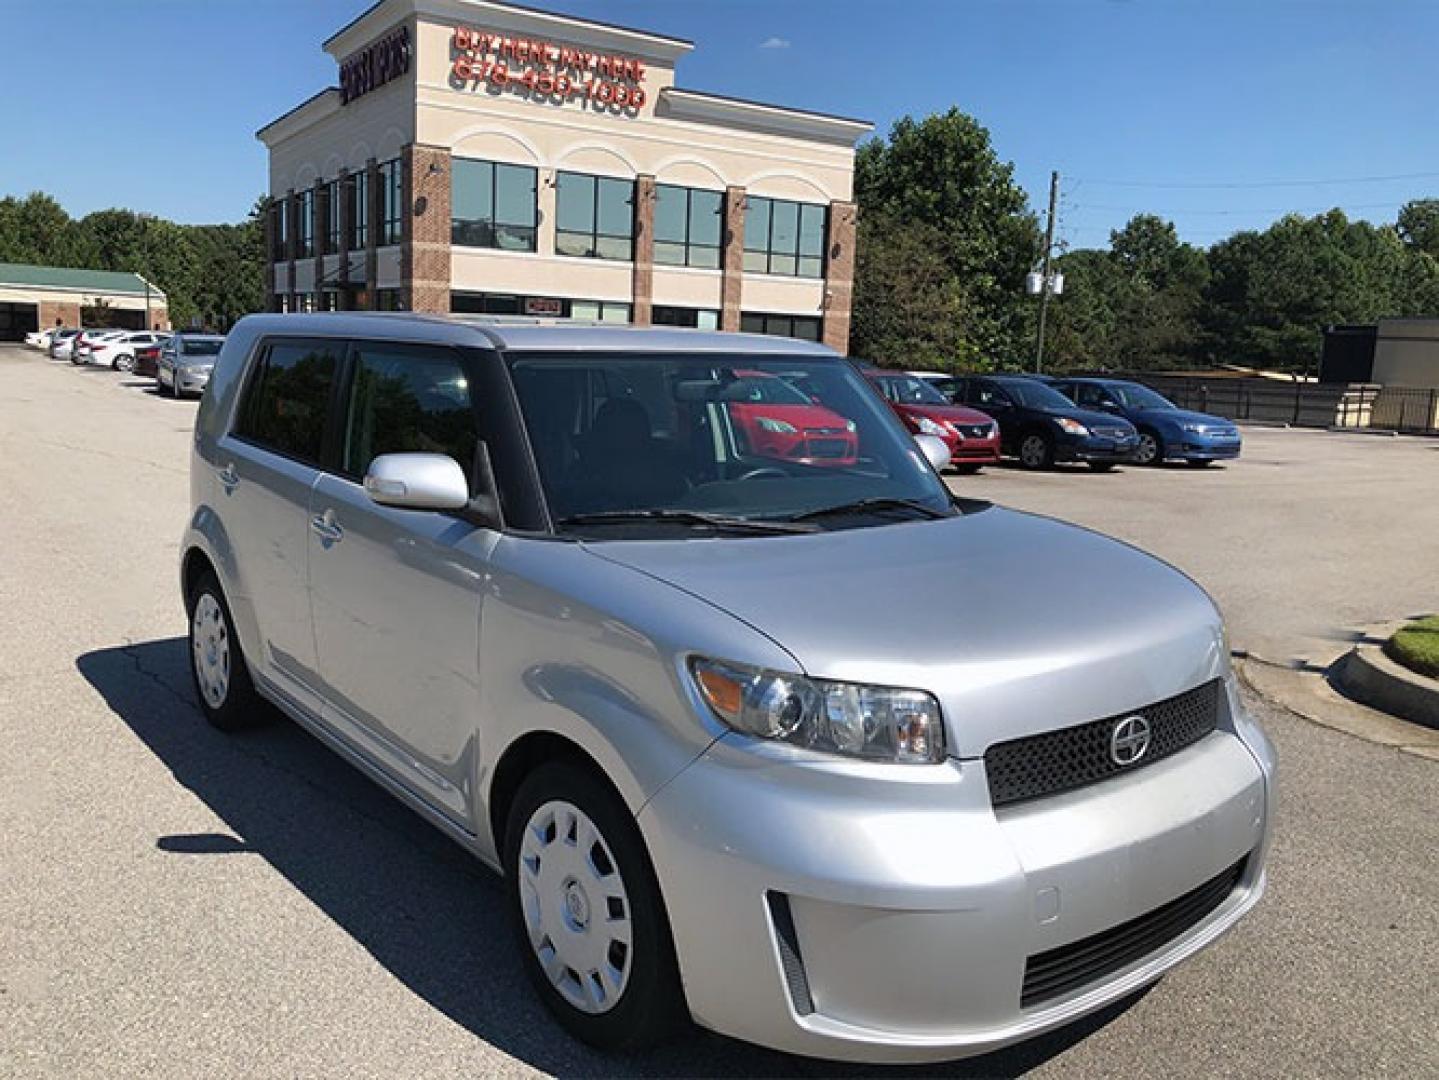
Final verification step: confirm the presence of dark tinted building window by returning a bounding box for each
[271,200,288,261]
[341,344,479,478]
[452,158,537,251]
[744,196,826,278]
[652,305,719,329]
[556,172,634,260]
[295,189,315,258]
[324,180,340,253]
[740,312,822,341]
[379,158,403,245]
[236,340,341,464]
[350,169,369,249]
[654,184,722,269]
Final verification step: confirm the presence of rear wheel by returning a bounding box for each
[113,354,135,373]
[186,571,267,731]
[1134,430,1164,466]
[505,761,684,1051]
[1018,432,1054,470]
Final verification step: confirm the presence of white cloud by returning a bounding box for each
[758,36,791,50]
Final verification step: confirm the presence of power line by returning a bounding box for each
[1071,170,1439,190]
[1074,199,1409,217]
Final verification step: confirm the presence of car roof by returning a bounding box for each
[987,373,1048,383]
[230,312,841,357]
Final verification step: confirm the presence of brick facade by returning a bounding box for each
[720,185,747,333]
[401,144,452,314]
[821,200,857,355]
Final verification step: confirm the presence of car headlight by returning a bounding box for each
[845,419,857,433]
[1183,423,1209,434]
[1056,418,1089,436]
[690,658,946,764]
[757,417,798,434]
[915,416,948,436]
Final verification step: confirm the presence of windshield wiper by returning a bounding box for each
[790,497,952,523]
[557,509,817,535]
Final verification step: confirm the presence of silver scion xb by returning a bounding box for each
[181,314,1275,1063]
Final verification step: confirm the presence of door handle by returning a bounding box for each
[217,464,239,492]
[310,510,344,545]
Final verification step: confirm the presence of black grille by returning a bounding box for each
[806,438,851,458]
[984,679,1221,807]
[957,424,992,439]
[1021,856,1247,1008]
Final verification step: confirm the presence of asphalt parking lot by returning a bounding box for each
[1,346,1436,1078]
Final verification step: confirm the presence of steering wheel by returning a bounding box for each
[735,466,789,482]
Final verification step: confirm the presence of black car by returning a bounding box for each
[948,374,1139,471]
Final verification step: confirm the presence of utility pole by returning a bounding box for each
[1034,170,1059,373]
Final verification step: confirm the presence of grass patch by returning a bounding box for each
[1385,615,1439,679]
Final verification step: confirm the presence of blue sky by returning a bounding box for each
[1,0,1436,250]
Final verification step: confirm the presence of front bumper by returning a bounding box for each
[1055,434,1137,463]
[941,434,1001,464]
[162,366,212,394]
[639,687,1274,1063]
[1173,437,1241,461]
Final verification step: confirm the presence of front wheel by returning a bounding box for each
[1133,430,1164,466]
[505,761,685,1051]
[1018,433,1054,470]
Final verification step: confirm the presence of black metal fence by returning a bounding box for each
[1118,374,1439,435]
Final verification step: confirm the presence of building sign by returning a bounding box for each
[523,297,563,316]
[450,26,646,111]
[339,27,412,105]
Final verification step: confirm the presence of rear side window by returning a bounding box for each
[340,343,478,479]
[236,340,341,464]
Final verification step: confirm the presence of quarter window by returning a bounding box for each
[556,172,634,260]
[379,158,403,246]
[654,185,722,269]
[341,344,479,479]
[236,340,341,465]
[452,158,538,251]
[744,196,826,278]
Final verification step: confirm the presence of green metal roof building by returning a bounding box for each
[0,262,168,341]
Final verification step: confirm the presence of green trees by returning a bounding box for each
[851,109,1040,368]
[0,192,263,330]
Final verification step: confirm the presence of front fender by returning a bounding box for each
[181,505,263,672]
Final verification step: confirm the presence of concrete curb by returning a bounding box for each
[1337,646,1439,730]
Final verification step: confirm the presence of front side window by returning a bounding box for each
[379,158,403,246]
[341,344,478,478]
[506,353,950,530]
[452,158,537,251]
[295,189,314,258]
[556,172,633,260]
[874,375,948,406]
[744,196,826,278]
[236,340,341,464]
[654,184,722,269]
[350,169,369,249]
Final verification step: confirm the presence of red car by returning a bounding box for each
[724,370,858,467]
[865,370,1001,473]
[133,342,163,377]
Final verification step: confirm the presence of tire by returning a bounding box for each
[186,571,267,732]
[953,463,983,475]
[1134,429,1164,466]
[113,354,135,373]
[1018,432,1054,471]
[505,761,685,1052]
[1087,461,1117,472]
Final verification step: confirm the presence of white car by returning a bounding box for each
[71,330,130,366]
[50,329,86,361]
[87,331,171,372]
[25,328,59,349]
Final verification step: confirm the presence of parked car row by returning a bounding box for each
[910,370,1242,469]
[26,326,225,398]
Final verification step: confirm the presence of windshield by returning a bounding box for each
[179,338,224,356]
[506,353,953,533]
[873,374,949,406]
[999,379,1075,409]
[1112,383,1176,410]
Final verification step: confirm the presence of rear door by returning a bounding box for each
[219,336,344,712]
[307,339,498,828]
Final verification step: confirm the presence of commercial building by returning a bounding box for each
[0,263,168,341]
[257,0,870,351]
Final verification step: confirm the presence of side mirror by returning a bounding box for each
[914,433,952,473]
[364,452,471,511]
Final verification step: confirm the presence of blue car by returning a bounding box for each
[950,374,1139,470]
[1051,378,1241,467]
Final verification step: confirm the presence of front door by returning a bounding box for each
[307,340,496,828]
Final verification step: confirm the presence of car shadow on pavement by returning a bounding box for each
[77,638,1146,1079]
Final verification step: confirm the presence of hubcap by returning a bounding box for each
[1136,434,1158,464]
[519,800,633,1015]
[1021,436,1047,467]
[191,593,230,709]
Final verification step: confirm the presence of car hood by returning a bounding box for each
[738,402,851,429]
[1134,407,1236,429]
[895,402,995,425]
[584,507,1226,757]
[1033,405,1135,430]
